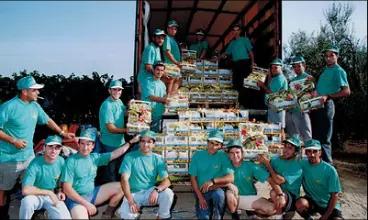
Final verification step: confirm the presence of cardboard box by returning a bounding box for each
[299,96,324,112]
[165,147,189,162]
[164,135,188,146]
[167,162,189,174]
[289,78,315,96]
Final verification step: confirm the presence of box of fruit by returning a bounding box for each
[267,90,298,111]
[127,100,152,134]
[299,93,324,112]
[289,78,314,97]
[243,67,268,90]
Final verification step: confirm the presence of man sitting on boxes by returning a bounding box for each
[61,128,139,219]
[189,130,234,219]
[257,58,288,140]
[225,139,279,219]
[19,135,71,219]
[296,139,343,220]
[259,134,304,219]
[141,62,169,132]
[118,130,174,220]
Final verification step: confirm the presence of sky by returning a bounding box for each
[0,1,367,80]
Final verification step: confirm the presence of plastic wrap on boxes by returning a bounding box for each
[239,122,265,141]
[218,69,232,75]
[166,94,189,112]
[222,90,238,100]
[188,132,207,146]
[162,120,189,134]
[126,122,150,134]
[188,75,203,85]
[239,110,249,120]
[127,100,151,134]
[243,72,267,90]
[178,110,202,121]
[299,94,324,112]
[267,90,298,111]
[155,135,165,146]
[167,162,188,174]
[263,123,282,135]
[165,147,189,162]
[289,78,315,96]
[164,135,188,146]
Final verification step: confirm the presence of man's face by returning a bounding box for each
[232,27,241,37]
[207,140,222,154]
[153,65,165,79]
[78,139,95,157]
[109,88,123,100]
[196,34,204,41]
[154,35,165,46]
[270,65,282,75]
[44,144,62,161]
[305,149,321,164]
[228,147,243,164]
[281,143,297,160]
[23,88,40,101]
[167,26,178,36]
[292,63,305,75]
[139,137,155,154]
[325,51,338,66]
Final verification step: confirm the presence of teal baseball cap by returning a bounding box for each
[79,128,97,142]
[140,130,157,141]
[226,139,243,149]
[323,45,339,54]
[304,139,322,150]
[207,129,224,144]
[16,76,44,90]
[270,58,283,66]
[167,19,179,27]
[45,135,63,146]
[153,29,166,36]
[283,134,302,150]
[109,80,123,89]
[291,55,305,64]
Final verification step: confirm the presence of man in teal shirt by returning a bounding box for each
[286,56,313,142]
[137,29,166,98]
[20,135,71,219]
[163,19,181,96]
[98,79,127,182]
[189,130,234,219]
[258,58,288,140]
[62,128,139,219]
[0,75,74,219]
[141,62,168,132]
[189,28,209,60]
[259,134,303,219]
[119,130,174,220]
[296,139,343,219]
[310,45,350,163]
[221,24,256,108]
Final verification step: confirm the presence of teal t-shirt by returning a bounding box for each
[141,79,167,120]
[225,37,253,62]
[119,150,168,193]
[289,72,311,112]
[22,156,65,190]
[138,43,162,84]
[189,150,234,188]
[233,161,269,196]
[300,159,342,209]
[189,41,208,58]
[163,35,181,64]
[99,96,126,148]
[61,152,111,195]
[270,156,302,197]
[316,64,349,96]
[0,96,49,163]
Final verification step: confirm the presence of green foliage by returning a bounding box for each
[283,2,367,146]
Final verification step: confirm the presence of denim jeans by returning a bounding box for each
[311,100,335,163]
[195,188,226,220]
[286,111,312,142]
[268,109,286,128]
[19,195,71,219]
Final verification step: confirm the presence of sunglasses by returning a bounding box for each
[305,149,319,154]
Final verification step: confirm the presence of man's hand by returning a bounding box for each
[84,202,97,216]
[227,183,239,198]
[149,189,159,205]
[257,81,266,90]
[198,194,208,210]
[274,195,286,214]
[129,135,141,145]
[128,200,140,214]
[47,191,60,206]
[57,192,66,201]
[257,154,270,165]
[13,139,27,149]
[200,181,213,193]
[62,132,75,140]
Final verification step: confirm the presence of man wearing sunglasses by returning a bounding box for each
[19,135,71,219]
[0,76,74,219]
[189,129,234,219]
[296,139,343,220]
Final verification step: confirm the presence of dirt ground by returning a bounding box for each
[8,159,367,219]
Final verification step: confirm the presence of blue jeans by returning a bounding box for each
[286,111,312,142]
[195,189,226,220]
[311,100,335,163]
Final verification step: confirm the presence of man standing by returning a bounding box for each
[62,128,139,219]
[19,135,71,219]
[189,28,209,60]
[189,130,234,219]
[221,24,255,108]
[295,139,343,220]
[0,75,74,219]
[141,63,168,132]
[137,29,166,98]
[310,45,350,163]
[119,130,174,220]
[99,79,127,182]
[286,56,313,142]
[163,19,181,96]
